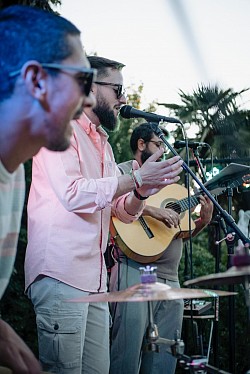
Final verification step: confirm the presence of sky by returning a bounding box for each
[58,0,250,112]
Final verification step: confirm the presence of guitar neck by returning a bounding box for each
[178,195,199,212]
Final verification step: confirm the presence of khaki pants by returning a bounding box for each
[28,277,110,374]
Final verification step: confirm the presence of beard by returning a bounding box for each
[141,149,153,164]
[141,148,163,164]
[93,96,117,131]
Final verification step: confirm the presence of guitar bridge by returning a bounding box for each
[139,216,154,239]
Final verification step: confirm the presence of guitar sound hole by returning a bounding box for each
[164,201,181,214]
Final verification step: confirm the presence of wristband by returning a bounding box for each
[129,169,137,189]
[133,189,148,200]
[133,170,143,188]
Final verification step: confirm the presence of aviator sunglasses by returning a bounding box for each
[9,62,97,97]
[95,81,126,99]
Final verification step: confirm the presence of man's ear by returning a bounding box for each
[137,138,146,151]
[22,61,47,99]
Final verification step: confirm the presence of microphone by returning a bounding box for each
[119,105,181,124]
[174,140,207,149]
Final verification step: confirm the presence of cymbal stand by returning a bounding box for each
[155,124,250,373]
[140,268,233,374]
[188,147,220,367]
[139,266,185,355]
[225,186,236,373]
[177,354,232,374]
[144,299,185,355]
[144,304,231,374]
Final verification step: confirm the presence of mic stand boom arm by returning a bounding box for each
[154,126,250,248]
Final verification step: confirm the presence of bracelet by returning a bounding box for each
[133,169,143,188]
[133,189,148,200]
[129,169,137,189]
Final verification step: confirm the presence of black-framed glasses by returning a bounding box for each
[95,81,126,99]
[148,140,166,149]
[9,63,97,97]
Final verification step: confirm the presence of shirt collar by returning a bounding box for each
[75,112,109,138]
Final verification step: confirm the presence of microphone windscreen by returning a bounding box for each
[119,105,132,119]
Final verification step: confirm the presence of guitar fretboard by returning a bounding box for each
[166,195,200,214]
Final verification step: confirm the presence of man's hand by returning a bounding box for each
[192,195,214,237]
[135,150,183,196]
[143,206,180,228]
[0,319,42,374]
[199,195,213,226]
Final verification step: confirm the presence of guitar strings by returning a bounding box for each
[164,195,200,213]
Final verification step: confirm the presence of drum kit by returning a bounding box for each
[68,261,250,374]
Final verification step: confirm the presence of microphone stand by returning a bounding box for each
[225,186,236,374]
[192,147,220,369]
[193,147,230,369]
[154,125,250,247]
[192,148,207,183]
[155,123,250,373]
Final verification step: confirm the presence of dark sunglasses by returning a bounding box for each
[9,62,97,97]
[95,81,126,99]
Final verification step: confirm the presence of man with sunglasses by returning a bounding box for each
[24,56,183,373]
[109,123,213,374]
[0,5,95,374]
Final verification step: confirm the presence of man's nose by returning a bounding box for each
[119,94,127,105]
[84,91,96,108]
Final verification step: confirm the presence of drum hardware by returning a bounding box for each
[68,266,236,303]
[183,263,250,320]
[139,267,231,373]
[177,355,232,374]
[184,265,250,287]
[184,300,212,316]
[67,266,238,372]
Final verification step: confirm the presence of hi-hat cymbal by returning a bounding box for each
[184,266,250,287]
[68,282,236,303]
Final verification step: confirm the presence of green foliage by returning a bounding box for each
[158,84,250,160]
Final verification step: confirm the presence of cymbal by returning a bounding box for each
[68,282,236,303]
[184,266,250,287]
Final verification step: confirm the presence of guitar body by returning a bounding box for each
[110,184,196,263]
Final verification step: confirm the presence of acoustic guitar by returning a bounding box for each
[111,172,250,263]
[110,184,198,264]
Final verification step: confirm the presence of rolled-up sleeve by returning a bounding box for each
[112,194,145,224]
[34,132,119,214]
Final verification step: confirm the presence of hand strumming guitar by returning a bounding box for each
[143,206,180,229]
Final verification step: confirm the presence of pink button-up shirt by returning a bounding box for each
[25,113,142,292]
